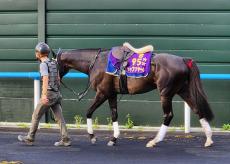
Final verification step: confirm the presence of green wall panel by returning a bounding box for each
[0,38,37,49]
[0,25,37,36]
[47,37,230,50]
[0,0,37,11]
[0,62,38,71]
[0,13,37,25]
[0,50,35,60]
[47,12,230,25]
[199,64,230,73]
[47,24,230,37]
[0,13,37,36]
[0,5,37,60]
[47,0,230,11]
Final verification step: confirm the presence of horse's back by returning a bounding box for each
[153,53,189,74]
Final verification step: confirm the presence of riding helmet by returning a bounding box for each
[35,42,50,54]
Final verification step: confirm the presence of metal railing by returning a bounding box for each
[0,72,87,110]
[0,72,230,133]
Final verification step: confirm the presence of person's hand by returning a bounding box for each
[41,95,49,104]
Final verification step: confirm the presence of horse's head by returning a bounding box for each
[52,48,70,79]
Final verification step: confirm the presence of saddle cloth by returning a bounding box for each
[106,46,152,78]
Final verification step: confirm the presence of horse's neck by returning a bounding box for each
[62,50,97,74]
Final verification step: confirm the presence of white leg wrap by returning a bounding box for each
[200,118,212,138]
[87,118,93,134]
[154,124,168,143]
[113,121,120,138]
[146,124,168,147]
[200,118,214,147]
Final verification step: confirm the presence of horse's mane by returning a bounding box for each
[61,48,110,62]
[68,48,109,54]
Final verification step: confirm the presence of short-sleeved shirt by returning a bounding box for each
[39,59,49,76]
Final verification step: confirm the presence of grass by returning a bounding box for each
[0,161,23,164]
[169,127,177,132]
[93,117,99,129]
[16,123,29,128]
[222,124,230,131]
[106,117,112,130]
[125,114,134,129]
[179,125,185,131]
[74,115,84,128]
[137,126,144,131]
[41,123,52,129]
[66,124,76,129]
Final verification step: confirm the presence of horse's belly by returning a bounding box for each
[114,76,156,94]
[127,78,156,94]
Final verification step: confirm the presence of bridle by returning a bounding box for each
[51,48,101,101]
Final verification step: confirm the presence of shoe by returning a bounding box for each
[54,139,71,147]
[18,135,34,145]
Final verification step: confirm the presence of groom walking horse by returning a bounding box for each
[54,42,214,148]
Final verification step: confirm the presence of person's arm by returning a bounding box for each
[40,63,49,104]
[41,76,48,97]
[123,42,154,54]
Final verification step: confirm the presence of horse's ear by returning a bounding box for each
[51,49,57,59]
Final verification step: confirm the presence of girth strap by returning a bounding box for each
[119,75,129,94]
[118,50,129,94]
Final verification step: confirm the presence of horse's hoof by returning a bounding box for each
[89,134,97,144]
[107,140,115,146]
[107,137,117,146]
[146,140,156,148]
[90,137,97,144]
[204,139,214,147]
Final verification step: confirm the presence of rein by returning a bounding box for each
[54,48,101,101]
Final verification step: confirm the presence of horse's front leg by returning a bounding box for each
[146,96,173,147]
[107,94,120,146]
[86,91,107,144]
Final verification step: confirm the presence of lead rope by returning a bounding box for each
[60,80,79,97]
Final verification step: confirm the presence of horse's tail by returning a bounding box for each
[184,58,214,122]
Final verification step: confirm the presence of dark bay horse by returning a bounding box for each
[54,47,214,148]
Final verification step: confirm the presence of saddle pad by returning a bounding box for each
[106,51,152,78]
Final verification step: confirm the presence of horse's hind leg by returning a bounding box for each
[107,94,120,146]
[178,88,213,147]
[146,96,173,147]
[86,91,107,144]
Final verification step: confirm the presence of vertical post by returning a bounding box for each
[38,0,46,42]
[184,102,191,133]
[34,79,40,110]
[38,0,49,123]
